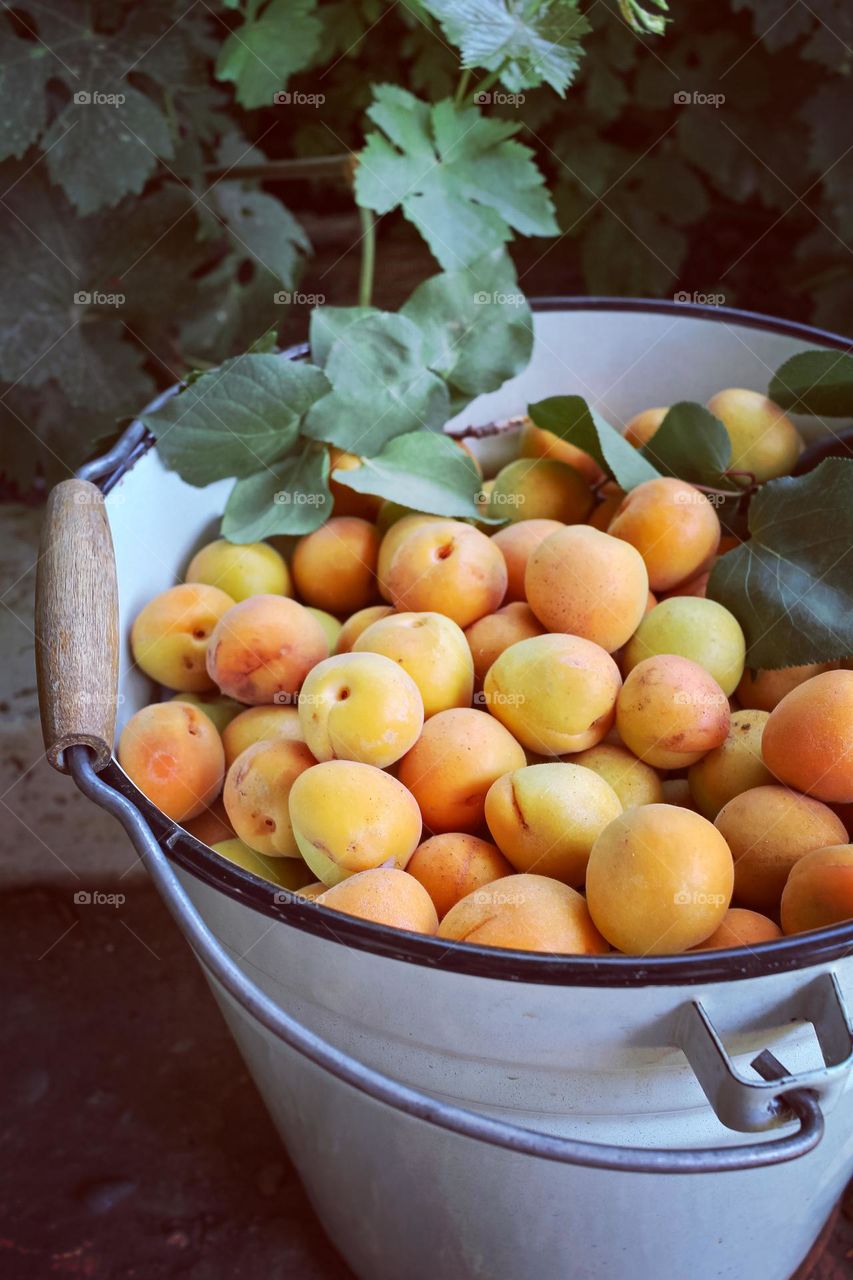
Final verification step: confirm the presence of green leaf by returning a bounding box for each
[769,349,853,417]
[421,0,591,95]
[0,29,52,160]
[400,250,533,399]
[355,87,557,270]
[222,441,331,542]
[303,313,451,455]
[216,0,322,109]
[619,0,669,36]
[145,355,330,486]
[214,186,311,290]
[309,306,379,367]
[332,430,483,517]
[707,459,853,669]
[529,396,660,490]
[640,402,735,487]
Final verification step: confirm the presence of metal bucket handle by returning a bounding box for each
[37,477,848,1176]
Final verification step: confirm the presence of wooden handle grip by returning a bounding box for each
[35,479,120,773]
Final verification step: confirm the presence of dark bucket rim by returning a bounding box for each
[101,296,853,988]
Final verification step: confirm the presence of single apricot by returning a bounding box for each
[118,701,225,822]
[736,662,839,712]
[571,742,663,808]
[316,868,438,934]
[222,704,304,768]
[334,604,395,653]
[484,633,622,756]
[761,670,853,803]
[353,610,474,718]
[518,418,603,486]
[206,595,329,705]
[386,519,507,628]
[397,707,526,833]
[586,804,734,954]
[487,458,593,525]
[715,785,847,914]
[291,516,380,614]
[491,518,564,602]
[692,908,782,950]
[485,763,622,886]
[706,389,804,483]
[525,525,649,653]
[223,738,316,857]
[661,779,697,810]
[616,655,730,769]
[607,477,721,591]
[377,514,442,600]
[169,691,243,735]
[623,406,667,449]
[328,446,383,521]
[438,873,608,954]
[587,482,625,532]
[780,845,853,934]
[666,570,710,599]
[298,652,423,767]
[623,597,746,696]
[289,760,423,885]
[185,538,290,602]
[305,607,342,652]
[211,838,315,891]
[406,834,513,920]
[464,603,545,686]
[131,583,236,692]
[688,709,775,819]
[183,797,235,845]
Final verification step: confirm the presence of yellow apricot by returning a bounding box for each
[131,583,235,692]
[736,661,839,712]
[328,446,384,521]
[491,518,564,602]
[518,419,603,486]
[386,519,507,628]
[334,604,395,653]
[289,760,423,885]
[624,407,667,449]
[438,873,608,954]
[222,705,303,768]
[623,597,746,696]
[485,763,622,886]
[397,707,526,833]
[607,477,720,591]
[169,691,243,735]
[715,785,847,914]
[354,611,474,717]
[211,838,315,891]
[406,834,513,920]
[206,595,328,705]
[223,738,316,857]
[377,514,442,600]
[780,844,853,934]
[525,525,649,652]
[586,804,734,953]
[185,538,290,602]
[183,797,235,845]
[587,482,625,532]
[464,603,545,687]
[761,670,853,803]
[707,389,804,482]
[688,709,775,819]
[661,779,698,810]
[488,458,593,525]
[291,516,380,614]
[118,701,225,822]
[316,868,438,933]
[305,607,342,651]
[298,652,423,767]
[571,742,663,808]
[484,633,621,756]
[692,908,782,950]
[616,655,730,769]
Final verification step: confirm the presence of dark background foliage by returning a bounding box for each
[1,0,850,493]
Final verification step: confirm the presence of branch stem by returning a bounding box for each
[358,206,376,308]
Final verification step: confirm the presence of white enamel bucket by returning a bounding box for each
[41,300,853,1280]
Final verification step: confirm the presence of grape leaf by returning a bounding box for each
[400,250,533,399]
[310,306,379,367]
[528,396,660,490]
[619,0,669,35]
[640,402,736,488]
[332,430,483,516]
[0,27,52,160]
[145,355,330,485]
[707,459,853,668]
[769,349,853,417]
[222,441,331,542]
[214,186,311,289]
[302,313,451,455]
[355,86,557,270]
[216,0,322,109]
[421,0,591,95]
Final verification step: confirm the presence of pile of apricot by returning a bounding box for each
[117,388,853,956]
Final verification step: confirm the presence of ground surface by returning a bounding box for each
[2,881,852,1280]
